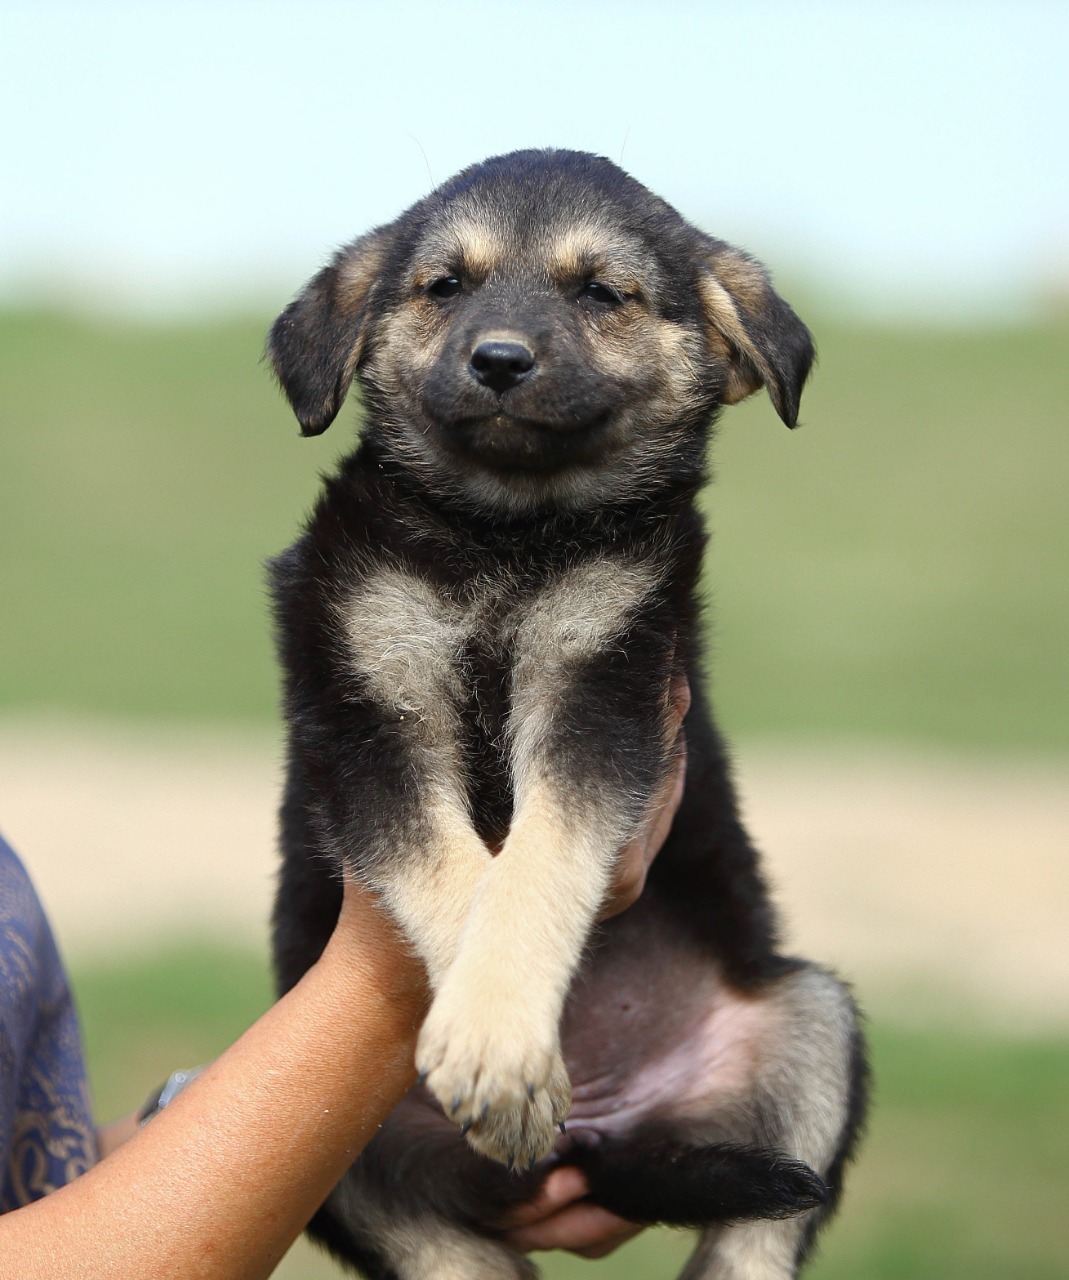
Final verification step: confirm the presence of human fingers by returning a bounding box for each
[500,1168,641,1257]
[667,671,693,729]
[498,1166,590,1229]
[599,746,687,919]
[600,676,691,919]
[505,1203,642,1257]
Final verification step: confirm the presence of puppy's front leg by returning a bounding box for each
[416,771,623,1166]
[329,567,495,988]
[417,560,675,1166]
[371,788,493,987]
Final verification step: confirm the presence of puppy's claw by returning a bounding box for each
[507,1153,516,1173]
[416,1070,428,1087]
[526,1082,536,1101]
[559,1120,567,1134]
[450,1094,464,1117]
[481,1102,490,1121]
[460,1121,472,1137]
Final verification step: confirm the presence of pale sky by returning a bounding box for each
[2,0,1066,317]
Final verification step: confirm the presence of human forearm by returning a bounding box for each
[0,894,424,1280]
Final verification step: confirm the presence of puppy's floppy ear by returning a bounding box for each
[697,239,814,428]
[268,226,394,436]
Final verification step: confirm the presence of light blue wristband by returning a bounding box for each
[137,1066,204,1125]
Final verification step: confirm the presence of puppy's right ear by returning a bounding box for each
[268,226,394,436]
[697,238,814,429]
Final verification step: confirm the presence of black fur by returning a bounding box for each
[268,149,866,1279]
[571,1136,830,1227]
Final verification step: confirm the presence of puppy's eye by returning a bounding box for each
[580,281,624,306]
[427,276,463,300]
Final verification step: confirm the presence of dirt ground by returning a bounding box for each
[2,717,1066,1029]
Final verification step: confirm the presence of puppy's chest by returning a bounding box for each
[336,554,662,726]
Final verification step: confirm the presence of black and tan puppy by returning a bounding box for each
[268,149,867,1280]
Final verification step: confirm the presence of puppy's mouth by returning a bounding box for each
[437,411,614,473]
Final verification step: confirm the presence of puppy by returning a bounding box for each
[268,149,867,1280]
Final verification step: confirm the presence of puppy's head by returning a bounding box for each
[269,150,813,512]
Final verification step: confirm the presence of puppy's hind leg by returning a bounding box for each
[322,1175,536,1280]
[678,966,867,1280]
[376,1224,535,1280]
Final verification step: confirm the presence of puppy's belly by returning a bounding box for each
[386,892,759,1155]
[558,894,767,1147]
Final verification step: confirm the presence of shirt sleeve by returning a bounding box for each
[0,832,97,1211]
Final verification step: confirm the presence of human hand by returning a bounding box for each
[599,675,691,920]
[500,1166,641,1258]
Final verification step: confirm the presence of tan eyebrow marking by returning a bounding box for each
[546,226,645,294]
[411,217,505,289]
[447,218,505,279]
[547,228,605,278]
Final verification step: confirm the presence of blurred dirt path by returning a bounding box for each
[1,719,1066,1027]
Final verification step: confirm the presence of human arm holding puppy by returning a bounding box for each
[0,874,427,1280]
[0,689,688,1277]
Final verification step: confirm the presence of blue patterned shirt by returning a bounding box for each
[0,833,97,1210]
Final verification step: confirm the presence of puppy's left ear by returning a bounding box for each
[697,239,814,428]
[268,225,395,436]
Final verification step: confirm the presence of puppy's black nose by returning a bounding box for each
[469,341,535,394]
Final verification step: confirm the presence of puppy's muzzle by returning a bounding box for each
[469,340,536,394]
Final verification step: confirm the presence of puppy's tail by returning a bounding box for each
[564,1133,828,1227]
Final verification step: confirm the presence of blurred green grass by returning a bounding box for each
[2,307,1066,749]
[74,940,1069,1280]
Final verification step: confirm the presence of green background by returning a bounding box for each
[3,307,1067,1276]
[2,309,1066,749]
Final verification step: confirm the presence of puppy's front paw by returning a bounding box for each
[416,989,571,1167]
[462,1052,571,1168]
